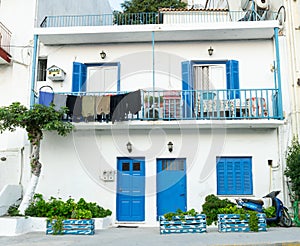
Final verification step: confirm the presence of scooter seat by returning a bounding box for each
[241,198,264,205]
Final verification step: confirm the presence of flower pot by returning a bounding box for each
[46,219,95,235]
[217,213,267,233]
[159,214,207,234]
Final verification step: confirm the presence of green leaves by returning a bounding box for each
[24,194,112,219]
[285,136,300,200]
[121,0,187,13]
[0,102,73,143]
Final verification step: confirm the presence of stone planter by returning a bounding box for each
[159,214,207,234]
[218,213,267,232]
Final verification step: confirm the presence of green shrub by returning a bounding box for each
[23,193,112,219]
[285,136,300,201]
[201,194,235,225]
[163,208,199,221]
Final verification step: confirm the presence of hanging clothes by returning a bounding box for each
[82,95,96,120]
[73,96,83,122]
[110,93,128,123]
[96,95,111,115]
[126,90,142,115]
[39,91,54,106]
[66,95,77,120]
[53,94,67,111]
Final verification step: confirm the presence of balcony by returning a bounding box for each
[35,10,281,45]
[0,22,11,64]
[38,88,282,129]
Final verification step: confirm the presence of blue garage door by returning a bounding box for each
[117,157,145,221]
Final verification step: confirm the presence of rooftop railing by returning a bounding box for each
[38,88,281,122]
[39,10,281,28]
[0,22,12,54]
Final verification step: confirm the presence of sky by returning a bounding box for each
[109,0,123,11]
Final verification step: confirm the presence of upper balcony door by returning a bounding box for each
[72,62,120,93]
[87,66,118,92]
[193,64,226,96]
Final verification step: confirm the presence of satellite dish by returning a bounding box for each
[241,0,250,10]
[255,0,269,9]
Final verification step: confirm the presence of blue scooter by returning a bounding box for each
[235,190,292,227]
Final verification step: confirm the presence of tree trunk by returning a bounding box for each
[18,134,42,215]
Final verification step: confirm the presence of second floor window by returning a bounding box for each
[37,58,47,81]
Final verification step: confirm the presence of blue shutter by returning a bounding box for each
[217,157,253,195]
[217,158,226,195]
[226,60,240,99]
[181,61,193,118]
[241,158,253,195]
[72,62,87,92]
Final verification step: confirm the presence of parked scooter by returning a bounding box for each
[235,190,292,227]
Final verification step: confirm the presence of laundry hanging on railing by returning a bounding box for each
[39,90,142,123]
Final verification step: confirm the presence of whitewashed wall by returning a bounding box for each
[39,38,289,114]
[37,127,281,225]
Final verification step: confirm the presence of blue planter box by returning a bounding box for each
[46,219,95,235]
[159,214,207,234]
[218,213,267,233]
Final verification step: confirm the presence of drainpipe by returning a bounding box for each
[152,31,155,92]
[286,0,300,137]
[30,35,39,108]
[274,27,283,120]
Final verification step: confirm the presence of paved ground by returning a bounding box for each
[0,226,300,246]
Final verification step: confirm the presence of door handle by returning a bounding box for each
[180,194,185,196]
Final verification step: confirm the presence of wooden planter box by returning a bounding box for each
[46,219,95,235]
[159,214,207,234]
[218,213,267,233]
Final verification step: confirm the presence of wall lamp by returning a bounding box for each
[100,50,106,59]
[208,46,214,56]
[167,141,173,153]
[126,142,132,153]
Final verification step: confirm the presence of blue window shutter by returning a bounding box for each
[217,158,226,195]
[181,61,193,118]
[72,62,87,92]
[226,60,240,99]
[217,157,253,195]
[242,158,253,195]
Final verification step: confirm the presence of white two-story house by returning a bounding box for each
[1,0,293,225]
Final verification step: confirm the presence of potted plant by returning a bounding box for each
[201,194,267,232]
[159,209,207,234]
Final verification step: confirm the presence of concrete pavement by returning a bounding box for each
[0,226,300,246]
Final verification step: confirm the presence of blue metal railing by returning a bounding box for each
[39,10,280,28]
[41,88,281,122]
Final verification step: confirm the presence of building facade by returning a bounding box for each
[1,0,297,225]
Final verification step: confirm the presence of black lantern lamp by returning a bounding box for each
[167,141,173,153]
[126,142,132,153]
[208,46,214,56]
[100,50,106,59]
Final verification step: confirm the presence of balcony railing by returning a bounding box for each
[39,10,281,28]
[0,22,11,54]
[38,88,281,122]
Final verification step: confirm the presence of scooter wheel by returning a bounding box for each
[280,207,293,227]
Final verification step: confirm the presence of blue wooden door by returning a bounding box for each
[156,158,187,217]
[117,158,145,221]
